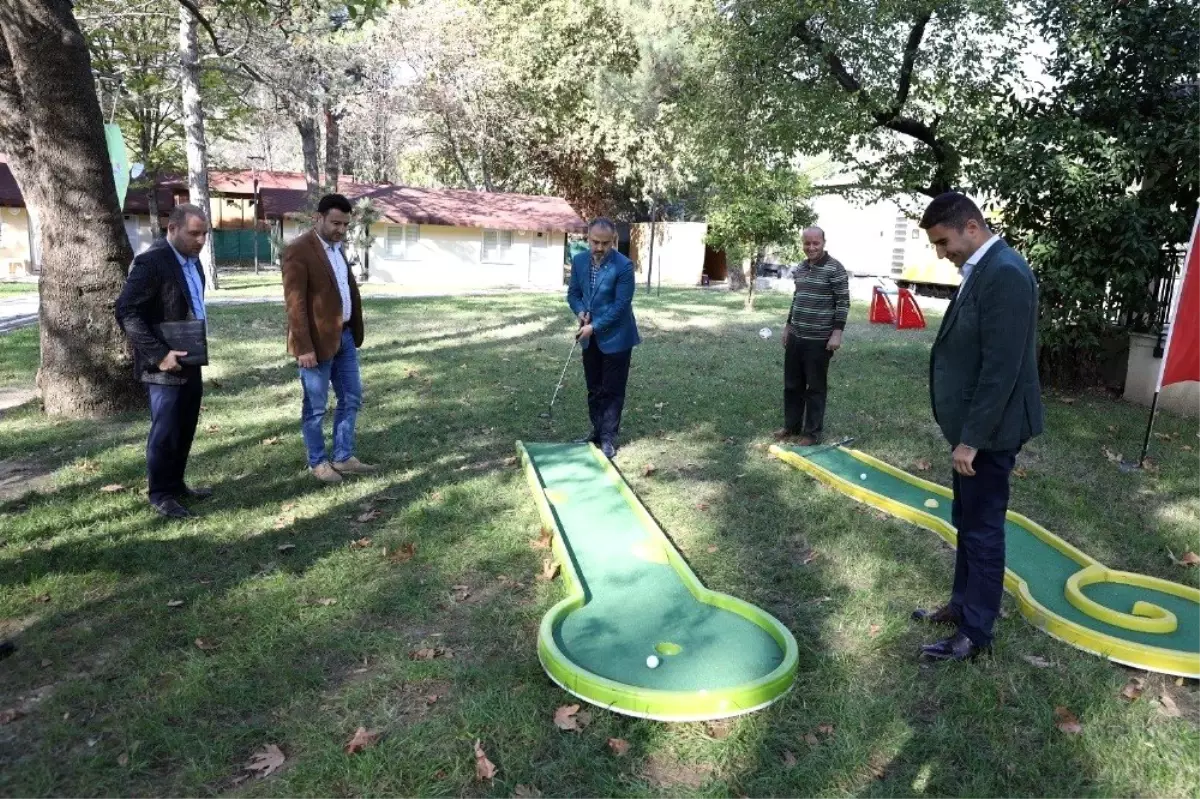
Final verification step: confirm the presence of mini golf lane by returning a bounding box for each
[518,442,798,721]
[772,444,1200,679]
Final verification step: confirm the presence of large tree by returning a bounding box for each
[0,0,142,416]
[700,0,1021,199]
[0,0,384,418]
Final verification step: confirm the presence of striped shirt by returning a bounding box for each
[786,253,849,340]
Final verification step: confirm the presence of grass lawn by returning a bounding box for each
[0,281,38,295]
[0,289,1197,797]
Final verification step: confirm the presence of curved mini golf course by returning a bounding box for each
[772,443,1200,679]
[518,442,798,722]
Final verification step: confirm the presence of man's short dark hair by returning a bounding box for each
[919,192,986,231]
[802,226,826,242]
[588,217,617,235]
[168,203,206,228]
[317,194,353,215]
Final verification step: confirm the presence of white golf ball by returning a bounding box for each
[646,655,660,669]
[860,473,868,480]
[758,327,772,339]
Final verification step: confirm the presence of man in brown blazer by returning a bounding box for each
[283,193,376,483]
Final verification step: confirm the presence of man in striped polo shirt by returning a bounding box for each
[775,227,850,445]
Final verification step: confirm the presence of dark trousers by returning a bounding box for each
[581,344,632,445]
[146,369,203,504]
[949,447,1018,647]
[784,336,832,437]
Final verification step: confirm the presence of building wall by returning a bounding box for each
[629,221,708,286]
[0,206,33,275]
[368,223,566,289]
[122,214,157,256]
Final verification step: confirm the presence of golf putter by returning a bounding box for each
[800,436,856,456]
[541,337,580,422]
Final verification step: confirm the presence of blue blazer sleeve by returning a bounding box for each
[567,253,586,316]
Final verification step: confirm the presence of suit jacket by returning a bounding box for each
[929,239,1045,451]
[115,241,203,386]
[282,230,364,361]
[566,250,641,353]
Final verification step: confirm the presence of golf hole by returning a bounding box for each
[655,642,683,656]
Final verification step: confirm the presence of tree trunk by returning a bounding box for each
[178,5,218,288]
[297,114,321,210]
[323,103,341,192]
[744,246,765,310]
[727,249,747,291]
[0,1,141,417]
[146,169,161,241]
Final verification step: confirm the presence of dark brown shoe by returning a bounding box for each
[911,604,962,626]
[797,434,819,446]
[773,428,796,442]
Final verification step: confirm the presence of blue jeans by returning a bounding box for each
[299,328,362,467]
[949,447,1019,647]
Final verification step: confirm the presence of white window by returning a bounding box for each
[482,229,514,264]
[386,224,420,260]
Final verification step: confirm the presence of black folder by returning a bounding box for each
[153,319,208,367]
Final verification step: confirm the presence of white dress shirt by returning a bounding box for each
[316,234,352,322]
[960,233,1001,290]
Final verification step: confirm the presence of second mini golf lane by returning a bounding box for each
[519,442,797,721]
[773,443,1200,679]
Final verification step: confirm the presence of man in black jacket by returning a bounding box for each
[913,192,1044,662]
[115,204,213,519]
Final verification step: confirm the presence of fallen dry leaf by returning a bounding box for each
[314,598,338,606]
[344,726,381,754]
[643,463,658,477]
[386,542,417,563]
[804,732,819,746]
[1142,458,1160,473]
[1059,396,1077,405]
[1101,446,1122,464]
[914,459,932,472]
[261,436,280,446]
[166,599,184,608]
[473,739,497,781]
[281,502,296,512]
[1181,551,1200,567]
[194,638,218,651]
[117,752,129,767]
[0,707,26,725]
[245,744,286,778]
[99,483,125,493]
[1054,706,1083,734]
[409,647,453,661]
[425,694,441,706]
[451,584,471,602]
[706,545,719,554]
[1022,655,1053,668]
[1158,693,1181,718]
[273,515,294,530]
[350,537,373,549]
[802,550,820,566]
[205,423,221,434]
[868,624,882,638]
[705,720,732,739]
[607,737,630,756]
[1153,432,1174,441]
[356,509,381,523]
[553,704,582,731]
[817,723,835,737]
[782,750,798,769]
[531,527,553,550]
[1013,467,1028,479]
[513,784,542,798]
[1120,678,1145,701]
[277,543,295,553]
[541,558,561,581]
[697,502,710,511]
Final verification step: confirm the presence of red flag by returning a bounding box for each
[1158,209,1200,389]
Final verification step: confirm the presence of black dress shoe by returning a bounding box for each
[912,604,963,626]
[181,486,214,501]
[600,441,617,459]
[921,632,989,662]
[152,498,193,519]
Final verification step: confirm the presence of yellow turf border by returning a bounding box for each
[770,444,1200,679]
[517,441,799,721]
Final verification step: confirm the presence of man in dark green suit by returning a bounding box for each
[912,192,1044,662]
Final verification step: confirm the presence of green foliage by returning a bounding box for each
[975,0,1199,384]
[704,164,815,267]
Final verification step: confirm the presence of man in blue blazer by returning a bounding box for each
[566,217,641,458]
[913,192,1044,662]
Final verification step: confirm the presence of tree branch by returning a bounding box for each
[892,11,931,115]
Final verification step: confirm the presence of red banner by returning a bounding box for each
[1159,209,1200,389]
